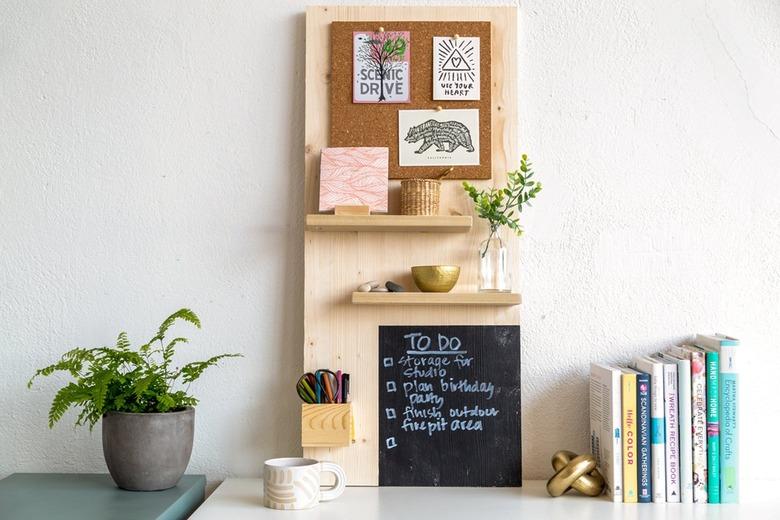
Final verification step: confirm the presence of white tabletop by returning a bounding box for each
[190,479,778,519]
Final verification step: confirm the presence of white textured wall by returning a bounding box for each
[1,0,779,485]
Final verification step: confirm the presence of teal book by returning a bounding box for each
[697,334,739,503]
[697,346,720,503]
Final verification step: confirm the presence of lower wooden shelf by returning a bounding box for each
[351,292,522,306]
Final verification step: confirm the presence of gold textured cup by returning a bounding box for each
[411,265,461,292]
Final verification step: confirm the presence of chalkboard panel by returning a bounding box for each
[379,326,521,486]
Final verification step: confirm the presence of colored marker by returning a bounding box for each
[336,370,343,404]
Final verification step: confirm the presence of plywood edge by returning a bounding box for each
[305,214,472,232]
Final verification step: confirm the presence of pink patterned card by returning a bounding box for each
[319,147,389,212]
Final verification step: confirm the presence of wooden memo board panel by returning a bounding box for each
[330,21,492,179]
[304,6,519,486]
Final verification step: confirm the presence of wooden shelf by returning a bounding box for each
[305,214,472,233]
[351,292,521,306]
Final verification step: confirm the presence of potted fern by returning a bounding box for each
[28,309,241,491]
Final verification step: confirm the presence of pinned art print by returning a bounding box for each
[353,31,411,103]
[433,36,480,100]
[398,109,479,167]
[318,147,389,212]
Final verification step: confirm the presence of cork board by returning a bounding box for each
[330,21,492,179]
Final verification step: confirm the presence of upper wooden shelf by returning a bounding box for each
[305,214,472,233]
[351,292,521,306]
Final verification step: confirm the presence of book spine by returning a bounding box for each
[689,350,708,503]
[705,350,720,503]
[664,363,681,502]
[719,340,738,503]
[636,372,652,503]
[622,372,638,503]
[589,368,604,490]
[589,365,623,502]
[648,364,666,502]
[676,358,694,503]
[610,370,624,503]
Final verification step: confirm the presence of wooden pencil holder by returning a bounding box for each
[301,403,354,448]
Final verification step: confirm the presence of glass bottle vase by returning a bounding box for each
[478,234,512,292]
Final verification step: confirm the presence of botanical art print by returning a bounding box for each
[398,109,479,166]
[353,31,410,103]
[433,36,480,100]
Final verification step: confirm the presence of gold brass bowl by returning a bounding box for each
[411,265,461,292]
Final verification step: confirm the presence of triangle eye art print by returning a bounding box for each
[433,36,480,100]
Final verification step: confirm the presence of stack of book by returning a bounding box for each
[589,333,738,504]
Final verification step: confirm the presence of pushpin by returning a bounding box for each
[436,106,443,112]
[453,34,460,41]
[378,26,385,33]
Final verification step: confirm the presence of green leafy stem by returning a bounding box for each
[463,154,542,257]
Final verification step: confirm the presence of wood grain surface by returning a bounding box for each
[304,5,519,486]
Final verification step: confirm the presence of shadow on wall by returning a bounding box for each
[278,10,307,457]
[522,367,590,479]
[229,12,306,473]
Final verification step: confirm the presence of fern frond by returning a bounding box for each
[63,347,95,362]
[91,372,111,413]
[94,347,144,368]
[115,332,131,350]
[177,353,242,384]
[162,337,188,370]
[75,407,90,427]
[168,390,198,410]
[152,308,200,343]
[157,393,176,412]
[48,383,90,428]
[28,350,91,388]
[164,337,188,354]
[132,374,157,397]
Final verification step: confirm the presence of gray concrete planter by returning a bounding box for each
[102,407,195,491]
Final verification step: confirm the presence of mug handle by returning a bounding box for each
[319,461,347,502]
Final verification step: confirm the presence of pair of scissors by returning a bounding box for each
[297,370,340,404]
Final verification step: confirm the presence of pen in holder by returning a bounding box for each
[298,369,354,448]
[297,370,349,404]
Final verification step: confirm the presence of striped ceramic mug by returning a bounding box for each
[263,457,346,510]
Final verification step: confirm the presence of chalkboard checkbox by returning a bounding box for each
[385,408,397,419]
[383,357,394,367]
[386,381,397,392]
[386,437,398,449]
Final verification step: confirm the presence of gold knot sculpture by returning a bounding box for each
[546,450,605,497]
